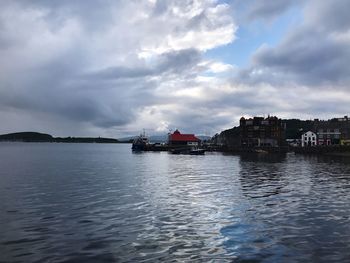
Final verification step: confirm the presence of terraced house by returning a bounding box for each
[313,116,350,146]
[239,116,286,147]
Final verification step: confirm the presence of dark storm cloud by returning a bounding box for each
[87,49,201,80]
[0,49,155,129]
[245,0,301,21]
[305,0,350,31]
[251,30,350,86]
[231,0,302,23]
[170,111,231,135]
[86,66,154,80]
[158,49,202,73]
[240,0,350,87]
[18,0,118,28]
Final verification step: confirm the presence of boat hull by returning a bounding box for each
[132,144,146,151]
[170,147,205,155]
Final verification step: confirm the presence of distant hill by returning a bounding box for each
[197,135,211,141]
[0,132,53,142]
[0,132,119,143]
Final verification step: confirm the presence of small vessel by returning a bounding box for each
[254,149,268,154]
[169,147,188,154]
[189,148,205,155]
[132,131,149,151]
[169,147,205,155]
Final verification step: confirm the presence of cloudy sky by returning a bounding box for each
[1,0,349,137]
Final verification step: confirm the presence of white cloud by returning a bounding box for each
[136,1,236,57]
[0,0,238,137]
[1,0,349,138]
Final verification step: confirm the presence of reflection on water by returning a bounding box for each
[1,144,350,262]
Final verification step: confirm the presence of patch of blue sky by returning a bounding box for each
[205,6,303,68]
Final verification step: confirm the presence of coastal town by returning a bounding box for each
[127,116,350,154]
[128,114,350,155]
[211,115,350,152]
[2,115,350,156]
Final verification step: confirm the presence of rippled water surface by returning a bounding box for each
[1,143,350,262]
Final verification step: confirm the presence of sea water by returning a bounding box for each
[1,143,350,262]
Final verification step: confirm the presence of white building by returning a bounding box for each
[301,131,317,147]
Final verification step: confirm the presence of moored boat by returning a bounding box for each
[131,132,149,151]
[189,148,205,155]
[169,147,205,155]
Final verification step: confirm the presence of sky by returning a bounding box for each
[1,0,350,137]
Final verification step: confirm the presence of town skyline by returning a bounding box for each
[0,0,349,137]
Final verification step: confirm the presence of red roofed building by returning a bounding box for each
[168,129,200,146]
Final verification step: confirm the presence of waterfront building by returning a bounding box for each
[239,116,286,147]
[313,116,350,145]
[301,131,317,147]
[168,130,200,146]
[286,138,301,147]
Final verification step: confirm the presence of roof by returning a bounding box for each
[302,130,316,135]
[169,130,200,142]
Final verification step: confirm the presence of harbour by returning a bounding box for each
[132,129,206,155]
[1,1,349,262]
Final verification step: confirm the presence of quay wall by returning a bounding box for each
[294,145,350,155]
